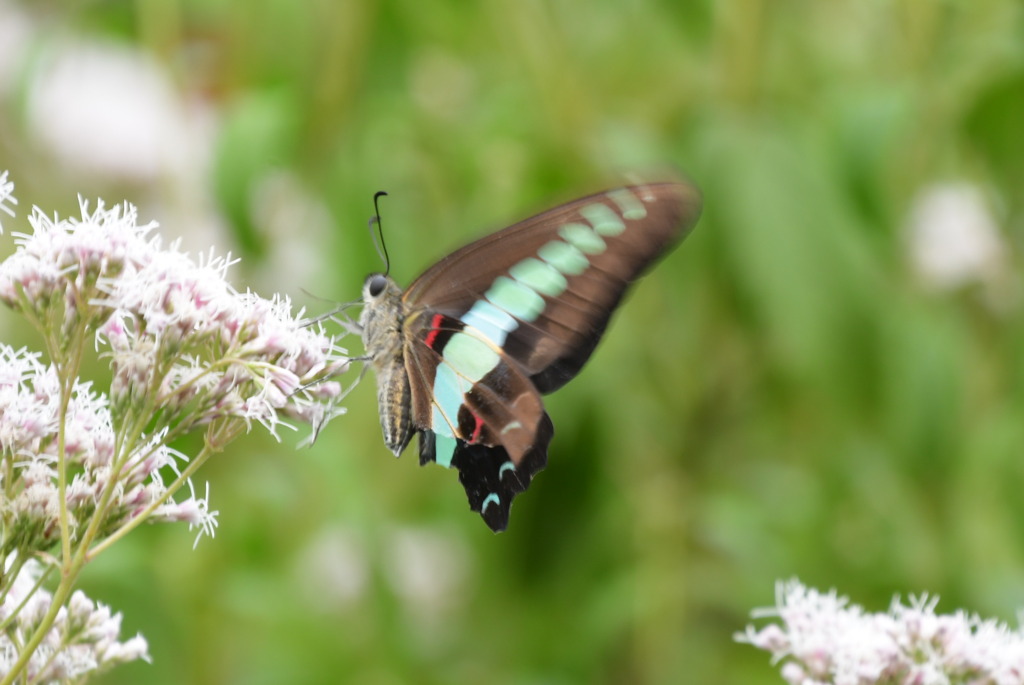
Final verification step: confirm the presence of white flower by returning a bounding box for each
[0,347,58,458]
[905,182,1007,291]
[27,42,195,182]
[739,579,1024,684]
[0,558,150,679]
[384,527,469,616]
[295,526,370,610]
[0,4,31,98]
[0,169,17,231]
[153,480,219,549]
[101,246,239,345]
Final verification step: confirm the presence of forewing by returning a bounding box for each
[403,181,701,392]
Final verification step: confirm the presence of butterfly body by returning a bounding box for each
[360,181,701,531]
[360,275,413,455]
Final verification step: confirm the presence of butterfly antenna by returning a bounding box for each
[370,190,391,276]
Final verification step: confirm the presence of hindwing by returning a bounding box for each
[403,310,550,531]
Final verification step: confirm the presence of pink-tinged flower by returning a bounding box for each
[0,198,159,336]
[83,226,348,436]
[100,246,239,346]
[0,191,349,439]
[153,481,219,549]
[739,579,1024,684]
[0,343,219,555]
[0,351,62,480]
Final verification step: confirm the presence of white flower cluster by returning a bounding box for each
[0,344,215,555]
[0,558,149,681]
[0,197,348,440]
[0,172,351,682]
[0,194,349,550]
[739,580,1024,685]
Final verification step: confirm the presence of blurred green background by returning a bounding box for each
[1,0,1023,683]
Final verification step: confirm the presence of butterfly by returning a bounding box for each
[358,180,701,531]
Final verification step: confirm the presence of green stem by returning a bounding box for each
[1,405,156,683]
[55,376,74,569]
[56,321,88,573]
[113,370,165,473]
[26,623,72,685]
[93,416,243,561]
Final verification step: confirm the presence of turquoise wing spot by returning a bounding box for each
[434,433,458,469]
[607,188,647,220]
[580,203,626,236]
[539,240,589,276]
[432,405,452,438]
[481,492,500,514]
[445,332,500,381]
[498,461,516,478]
[486,276,545,322]
[461,300,517,348]
[431,331,502,456]
[559,223,606,255]
[510,257,568,297]
[431,363,466,438]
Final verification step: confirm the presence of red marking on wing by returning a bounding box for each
[470,412,484,443]
[423,313,445,350]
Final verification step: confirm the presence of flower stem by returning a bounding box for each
[54,314,89,569]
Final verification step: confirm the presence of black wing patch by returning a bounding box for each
[418,413,552,532]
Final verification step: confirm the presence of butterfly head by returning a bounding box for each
[362,272,402,304]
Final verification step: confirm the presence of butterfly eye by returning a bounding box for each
[367,274,388,298]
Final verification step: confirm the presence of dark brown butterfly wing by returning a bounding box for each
[400,181,701,530]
